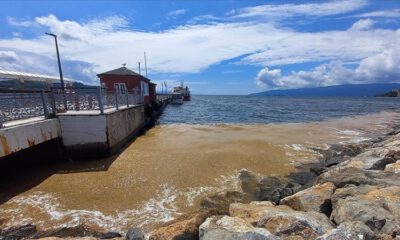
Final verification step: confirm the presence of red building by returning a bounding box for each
[97,66,157,105]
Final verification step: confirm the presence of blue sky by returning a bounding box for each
[0,0,399,94]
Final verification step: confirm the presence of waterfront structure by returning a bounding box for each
[97,66,157,105]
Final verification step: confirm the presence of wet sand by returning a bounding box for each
[0,111,399,233]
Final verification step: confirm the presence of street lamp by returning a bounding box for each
[45,32,67,110]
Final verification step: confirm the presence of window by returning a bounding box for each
[141,81,149,96]
[114,83,127,94]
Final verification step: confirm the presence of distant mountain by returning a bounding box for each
[0,80,95,90]
[378,88,400,97]
[250,83,400,97]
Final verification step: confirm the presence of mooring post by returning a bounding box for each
[97,87,104,115]
[41,90,49,118]
[115,90,119,110]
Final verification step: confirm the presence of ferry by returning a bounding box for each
[173,82,191,101]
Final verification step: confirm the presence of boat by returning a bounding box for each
[172,81,191,101]
[170,92,183,105]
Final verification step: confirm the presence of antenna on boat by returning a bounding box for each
[138,62,141,75]
[144,52,148,78]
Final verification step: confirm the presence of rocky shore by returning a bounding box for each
[1,126,400,239]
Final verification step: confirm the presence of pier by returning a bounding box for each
[0,87,171,160]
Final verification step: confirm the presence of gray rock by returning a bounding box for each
[200,190,251,214]
[317,221,375,240]
[0,224,37,239]
[239,169,260,198]
[199,215,279,240]
[269,187,293,204]
[288,171,317,186]
[126,228,144,240]
[330,185,400,236]
[317,167,400,188]
[258,176,290,201]
[280,182,335,217]
[230,201,334,239]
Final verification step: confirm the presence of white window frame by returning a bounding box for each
[114,83,127,94]
[141,81,149,96]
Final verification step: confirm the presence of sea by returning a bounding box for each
[0,95,400,234]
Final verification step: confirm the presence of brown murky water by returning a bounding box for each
[0,111,399,233]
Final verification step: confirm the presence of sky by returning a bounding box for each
[0,0,399,95]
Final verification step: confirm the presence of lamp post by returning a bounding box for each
[46,32,67,110]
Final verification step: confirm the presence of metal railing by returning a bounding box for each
[156,94,173,101]
[0,89,54,126]
[0,87,145,127]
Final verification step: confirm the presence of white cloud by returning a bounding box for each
[231,0,368,19]
[0,50,19,63]
[6,17,36,27]
[167,9,187,18]
[1,5,399,89]
[356,9,400,18]
[349,18,374,31]
[256,48,400,89]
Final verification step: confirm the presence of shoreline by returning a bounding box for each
[1,113,400,239]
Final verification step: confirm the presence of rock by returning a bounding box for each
[200,191,251,214]
[32,225,121,239]
[325,156,350,168]
[125,228,144,240]
[149,209,218,240]
[315,228,347,240]
[384,161,400,174]
[269,187,293,204]
[317,167,400,188]
[309,164,326,176]
[230,201,334,239]
[317,221,375,240]
[258,176,290,201]
[0,224,37,239]
[238,169,259,198]
[288,172,317,186]
[280,182,336,217]
[199,215,278,240]
[330,185,400,236]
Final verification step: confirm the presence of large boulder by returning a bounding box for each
[238,169,260,198]
[126,228,144,240]
[316,221,375,240]
[0,224,37,239]
[199,215,278,240]
[230,201,334,239]
[280,182,336,216]
[149,209,218,240]
[330,185,400,236]
[200,191,251,214]
[384,161,400,174]
[317,167,400,188]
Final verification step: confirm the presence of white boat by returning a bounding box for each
[170,93,183,105]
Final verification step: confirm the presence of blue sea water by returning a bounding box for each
[159,95,400,124]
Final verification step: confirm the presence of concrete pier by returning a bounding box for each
[59,105,145,158]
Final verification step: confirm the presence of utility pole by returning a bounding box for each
[138,62,141,75]
[46,32,67,110]
[144,52,148,78]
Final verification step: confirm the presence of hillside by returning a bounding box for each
[250,83,400,97]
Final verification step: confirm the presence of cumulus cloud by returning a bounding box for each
[256,49,400,89]
[0,51,19,63]
[1,1,399,89]
[349,18,374,31]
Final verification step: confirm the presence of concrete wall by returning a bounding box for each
[107,105,145,150]
[0,119,61,158]
[59,105,145,158]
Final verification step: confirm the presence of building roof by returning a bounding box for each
[0,69,74,83]
[97,66,155,84]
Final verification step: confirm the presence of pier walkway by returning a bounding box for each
[0,88,171,159]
